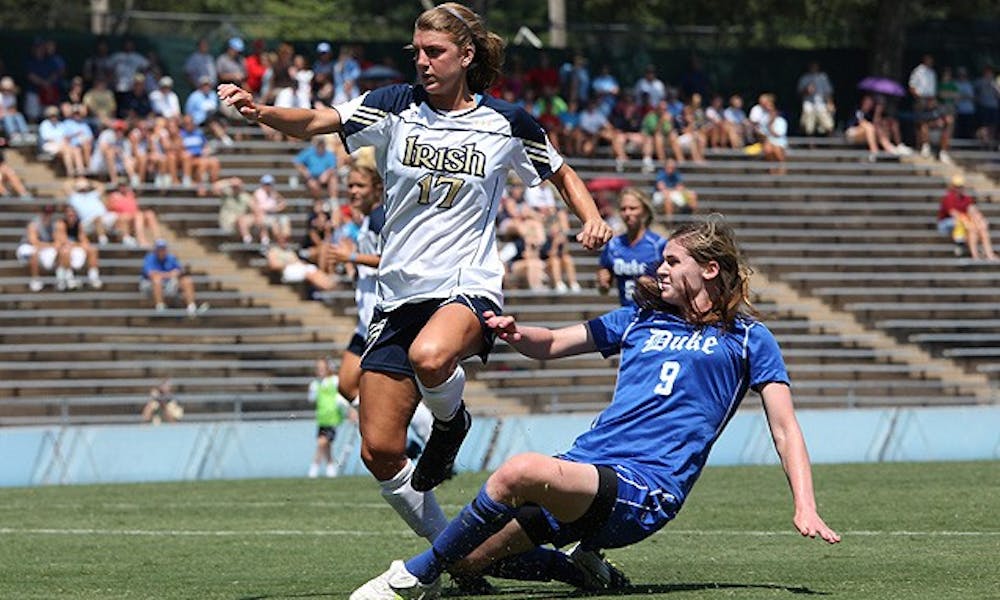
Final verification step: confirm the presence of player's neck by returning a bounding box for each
[428,84,477,112]
[626,226,646,244]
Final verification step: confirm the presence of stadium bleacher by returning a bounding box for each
[2,123,997,425]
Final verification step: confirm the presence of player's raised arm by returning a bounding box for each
[760,381,841,544]
[217,84,343,139]
[549,163,613,251]
[483,311,596,360]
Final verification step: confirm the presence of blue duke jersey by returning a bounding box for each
[354,204,385,338]
[598,231,667,306]
[335,84,564,311]
[562,306,789,508]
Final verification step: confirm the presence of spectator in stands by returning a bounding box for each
[82,76,116,130]
[294,137,339,202]
[24,38,62,123]
[755,94,788,174]
[109,38,149,106]
[497,179,546,291]
[597,188,667,306]
[704,94,736,148]
[66,177,114,245]
[266,228,337,290]
[953,67,977,140]
[141,378,183,425]
[216,37,247,87]
[634,65,667,109]
[724,93,753,147]
[118,73,152,120]
[526,180,581,294]
[938,174,997,261]
[298,197,333,267]
[559,53,591,105]
[312,42,336,105]
[82,38,114,86]
[533,84,568,152]
[149,76,181,119]
[973,65,999,147]
[575,97,624,161]
[244,39,269,98]
[16,204,59,291]
[39,105,85,176]
[909,54,954,164]
[797,62,835,137]
[90,119,139,185]
[0,77,31,145]
[183,38,217,89]
[609,92,648,172]
[147,117,178,188]
[640,99,682,165]
[307,357,356,478]
[65,76,86,107]
[107,180,160,247]
[178,114,221,194]
[214,176,253,238]
[591,64,619,116]
[352,217,840,599]
[0,142,31,199]
[675,104,707,163]
[61,104,94,170]
[654,158,699,224]
[332,44,361,104]
[57,204,103,290]
[141,239,207,314]
[845,95,898,161]
[246,173,289,246]
[184,76,234,147]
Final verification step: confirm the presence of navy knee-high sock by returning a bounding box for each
[404,485,516,584]
[483,546,586,587]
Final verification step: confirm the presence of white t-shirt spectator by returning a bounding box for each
[909,64,936,99]
[579,107,610,135]
[150,89,181,119]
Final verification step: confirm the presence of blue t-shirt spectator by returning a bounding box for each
[180,127,206,157]
[184,87,219,126]
[294,144,336,178]
[142,249,182,279]
[656,167,682,189]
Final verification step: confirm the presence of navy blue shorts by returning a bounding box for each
[346,332,366,357]
[359,295,501,379]
[317,426,337,442]
[526,462,680,551]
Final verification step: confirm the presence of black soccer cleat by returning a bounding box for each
[450,572,498,596]
[411,404,471,492]
[568,544,631,591]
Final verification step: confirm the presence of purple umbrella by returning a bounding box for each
[857,76,906,97]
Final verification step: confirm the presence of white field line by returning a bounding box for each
[1,527,998,538]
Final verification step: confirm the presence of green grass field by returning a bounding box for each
[1,461,998,599]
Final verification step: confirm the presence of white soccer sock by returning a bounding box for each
[409,402,435,446]
[378,459,448,543]
[416,365,465,422]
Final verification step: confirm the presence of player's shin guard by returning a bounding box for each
[378,459,448,543]
[416,365,465,421]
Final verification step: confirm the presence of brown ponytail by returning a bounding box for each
[414,2,506,93]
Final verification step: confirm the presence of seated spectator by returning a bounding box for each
[675,104,707,163]
[909,54,953,164]
[498,235,546,291]
[62,104,94,170]
[973,65,999,147]
[872,94,912,155]
[797,63,835,137]
[575,97,624,161]
[937,174,997,261]
[597,188,667,306]
[299,198,334,267]
[704,94,737,148]
[755,94,788,174]
[16,204,59,292]
[142,378,184,425]
[107,180,160,247]
[0,77,31,145]
[0,142,31,199]
[845,95,898,161]
[178,114,220,194]
[653,158,699,224]
[117,73,152,120]
[183,38,217,90]
[184,75,233,146]
[39,106,86,177]
[724,93,754,147]
[140,239,207,314]
[66,177,115,245]
[57,205,103,290]
[214,177,253,237]
[241,173,292,246]
[641,100,683,166]
[496,179,546,291]
[293,138,339,201]
[525,180,581,293]
[609,92,650,172]
[89,119,140,184]
[149,76,181,119]
[266,228,336,290]
[533,84,568,152]
[82,76,116,130]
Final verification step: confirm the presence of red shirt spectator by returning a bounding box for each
[245,39,267,95]
[937,187,973,221]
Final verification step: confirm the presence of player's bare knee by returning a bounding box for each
[487,453,543,501]
[408,342,455,386]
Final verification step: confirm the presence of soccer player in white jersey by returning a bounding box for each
[219,0,613,582]
[351,217,839,600]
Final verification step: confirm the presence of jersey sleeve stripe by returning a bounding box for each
[523,139,548,151]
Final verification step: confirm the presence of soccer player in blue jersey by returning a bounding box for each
[351,217,840,600]
[219,1,613,589]
[597,188,667,306]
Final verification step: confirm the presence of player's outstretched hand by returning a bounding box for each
[794,510,841,544]
[577,218,614,251]
[483,310,521,342]
[217,84,260,123]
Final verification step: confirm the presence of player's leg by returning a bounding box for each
[408,301,488,492]
[336,337,363,402]
[359,369,448,543]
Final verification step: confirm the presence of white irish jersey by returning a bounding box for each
[334,84,564,311]
[354,204,384,338]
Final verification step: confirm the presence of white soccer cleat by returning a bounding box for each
[349,560,440,600]
[568,544,630,591]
